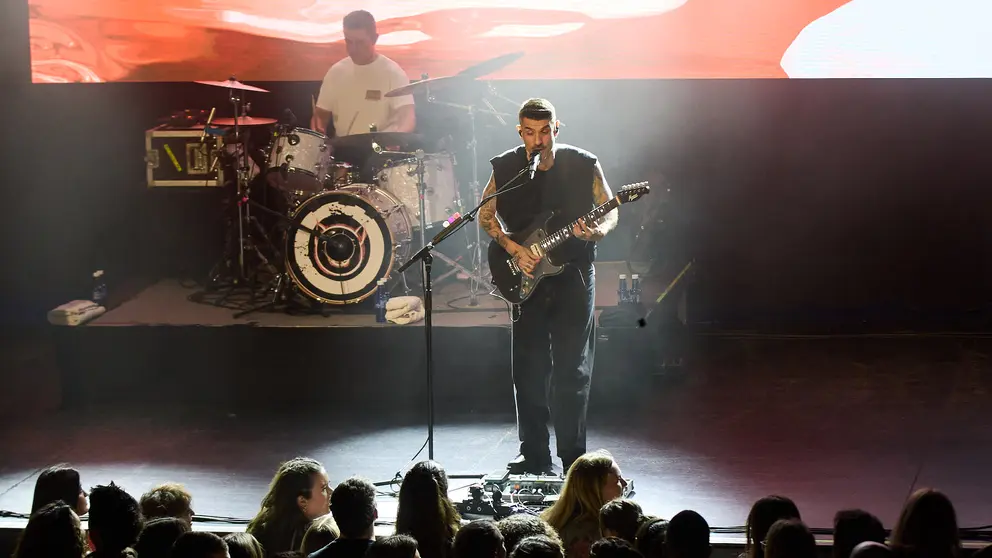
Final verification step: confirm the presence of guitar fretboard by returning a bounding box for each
[537,198,621,254]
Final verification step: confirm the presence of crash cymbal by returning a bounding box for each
[384,75,473,98]
[213,116,278,126]
[195,79,270,93]
[330,132,425,150]
[456,52,524,79]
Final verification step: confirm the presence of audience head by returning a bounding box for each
[369,534,421,558]
[454,519,507,558]
[666,510,710,558]
[745,496,801,558]
[600,499,643,543]
[634,517,668,558]
[135,517,191,558]
[764,519,816,558]
[591,537,643,558]
[247,456,330,552]
[330,476,377,538]
[851,542,894,558]
[31,464,88,516]
[272,553,305,558]
[497,513,562,555]
[302,514,341,554]
[141,483,195,526]
[510,535,564,558]
[892,489,959,558]
[88,482,143,554]
[13,501,87,558]
[542,450,625,532]
[397,460,461,558]
[172,531,229,558]
[833,509,886,558]
[222,533,265,558]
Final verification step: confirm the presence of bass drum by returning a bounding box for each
[285,186,411,305]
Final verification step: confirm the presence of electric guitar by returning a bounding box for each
[488,181,650,304]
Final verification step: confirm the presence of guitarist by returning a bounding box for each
[479,98,619,475]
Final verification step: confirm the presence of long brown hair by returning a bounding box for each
[743,496,801,558]
[247,457,324,554]
[891,489,959,558]
[14,501,87,558]
[395,461,461,558]
[541,450,615,534]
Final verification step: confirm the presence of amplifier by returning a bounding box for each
[145,127,225,187]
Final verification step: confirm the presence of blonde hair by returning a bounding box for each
[302,514,341,555]
[541,450,616,533]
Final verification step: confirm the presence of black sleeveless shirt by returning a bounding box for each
[490,143,598,265]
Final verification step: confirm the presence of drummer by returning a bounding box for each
[311,10,416,137]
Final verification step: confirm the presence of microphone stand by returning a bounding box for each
[397,161,535,460]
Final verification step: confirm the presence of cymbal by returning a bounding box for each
[456,52,524,79]
[195,79,269,93]
[213,116,278,126]
[384,75,472,98]
[330,132,425,150]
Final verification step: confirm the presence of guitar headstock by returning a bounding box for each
[617,181,650,204]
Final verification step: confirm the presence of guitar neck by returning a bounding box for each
[537,197,620,253]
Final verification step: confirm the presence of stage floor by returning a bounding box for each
[3,336,992,538]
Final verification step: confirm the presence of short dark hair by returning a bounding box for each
[600,500,643,544]
[343,10,377,35]
[135,517,190,558]
[764,519,816,558]
[497,514,562,554]
[455,519,506,558]
[833,510,885,558]
[31,464,83,514]
[89,483,143,553]
[634,517,667,558]
[330,477,377,538]
[591,537,643,558]
[172,531,228,558]
[510,535,564,558]
[368,534,420,558]
[518,99,556,124]
[666,510,710,558]
[140,483,193,523]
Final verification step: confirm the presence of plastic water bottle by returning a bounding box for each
[630,274,641,305]
[92,270,108,306]
[617,274,628,306]
[375,280,387,323]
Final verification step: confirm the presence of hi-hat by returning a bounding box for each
[195,79,269,93]
[213,116,278,126]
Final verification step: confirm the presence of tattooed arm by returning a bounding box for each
[479,171,541,275]
[573,161,618,241]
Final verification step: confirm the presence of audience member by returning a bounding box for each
[13,501,87,558]
[396,461,461,558]
[590,537,643,558]
[743,496,801,558]
[764,519,816,558]
[273,553,306,558]
[312,477,378,558]
[542,450,627,558]
[302,514,340,555]
[31,464,89,516]
[600,500,643,544]
[368,535,421,558]
[224,533,266,558]
[135,517,191,558]
[172,531,230,558]
[141,484,195,526]
[891,489,959,558]
[247,457,331,555]
[634,518,667,558]
[454,519,507,558]
[88,483,143,558]
[511,536,565,558]
[833,510,886,558]
[497,514,563,555]
[851,542,893,558]
[666,511,709,558]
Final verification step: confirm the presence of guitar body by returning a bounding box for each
[488,212,567,305]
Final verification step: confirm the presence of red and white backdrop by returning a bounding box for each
[29,0,992,83]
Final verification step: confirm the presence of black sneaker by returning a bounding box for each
[507,454,554,475]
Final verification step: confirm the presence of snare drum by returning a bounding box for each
[378,153,459,226]
[267,127,332,193]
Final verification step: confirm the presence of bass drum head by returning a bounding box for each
[286,188,410,305]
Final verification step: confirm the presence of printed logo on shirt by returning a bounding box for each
[366,90,382,101]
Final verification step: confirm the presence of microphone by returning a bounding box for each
[527,150,542,180]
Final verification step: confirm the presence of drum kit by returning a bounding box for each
[195,54,522,316]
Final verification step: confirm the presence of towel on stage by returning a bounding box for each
[385,296,425,325]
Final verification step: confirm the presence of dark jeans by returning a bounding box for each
[511,263,596,467]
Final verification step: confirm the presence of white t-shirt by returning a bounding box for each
[315,55,414,136]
